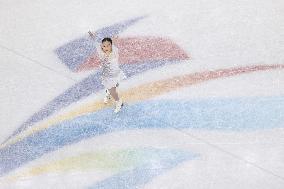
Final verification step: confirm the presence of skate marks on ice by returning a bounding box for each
[1,14,284,188]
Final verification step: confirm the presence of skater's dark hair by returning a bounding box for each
[102,37,112,44]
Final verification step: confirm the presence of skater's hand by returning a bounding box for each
[112,35,119,44]
[88,31,96,39]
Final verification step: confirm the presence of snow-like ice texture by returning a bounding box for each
[0,0,284,188]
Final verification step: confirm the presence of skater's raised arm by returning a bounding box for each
[88,31,95,39]
[111,36,119,45]
[88,31,119,62]
[88,31,105,59]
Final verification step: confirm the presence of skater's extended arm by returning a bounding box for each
[111,36,119,45]
[89,31,118,44]
[88,31,105,59]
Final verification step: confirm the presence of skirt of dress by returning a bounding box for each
[101,70,126,89]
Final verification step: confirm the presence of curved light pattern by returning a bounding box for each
[8,148,195,183]
[78,37,189,72]
[88,148,195,189]
[55,16,147,71]
[1,15,152,145]
[4,36,189,145]
[4,60,187,146]
[2,64,283,149]
[0,96,283,176]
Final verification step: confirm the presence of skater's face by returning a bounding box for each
[101,41,112,54]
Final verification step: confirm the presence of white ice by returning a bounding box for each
[0,0,284,188]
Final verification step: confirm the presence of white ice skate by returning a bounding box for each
[104,89,111,104]
[114,99,123,113]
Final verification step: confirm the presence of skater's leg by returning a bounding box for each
[109,86,123,113]
[109,87,119,101]
[103,89,111,104]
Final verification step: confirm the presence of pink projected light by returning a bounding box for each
[76,37,189,72]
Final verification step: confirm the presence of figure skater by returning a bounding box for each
[88,31,125,113]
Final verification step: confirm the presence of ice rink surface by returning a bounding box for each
[0,0,284,188]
